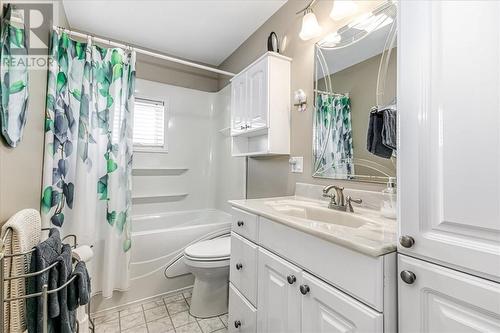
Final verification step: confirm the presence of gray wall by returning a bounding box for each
[0,0,69,222]
[218,0,386,198]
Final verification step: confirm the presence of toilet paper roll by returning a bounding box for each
[72,245,94,263]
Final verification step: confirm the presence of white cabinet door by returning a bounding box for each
[301,272,383,333]
[399,254,500,333]
[246,57,268,130]
[257,248,301,333]
[231,72,247,134]
[399,0,500,281]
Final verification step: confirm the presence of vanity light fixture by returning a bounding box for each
[298,0,322,41]
[319,32,342,47]
[330,0,358,21]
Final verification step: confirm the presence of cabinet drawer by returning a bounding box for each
[231,207,258,242]
[228,283,257,333]
[302,272,383,333]
[230,232,258,306]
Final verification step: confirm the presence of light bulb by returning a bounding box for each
[299,10,322,41]
[330,0,358,21]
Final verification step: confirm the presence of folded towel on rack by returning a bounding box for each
[1,209,41,333]
[366,107,393,159]
[50,244,76,333]
[27,228,62,333]
[381,108,397,151]
[68,261,91,311]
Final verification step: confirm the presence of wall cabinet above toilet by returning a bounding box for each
[230,52,291,157]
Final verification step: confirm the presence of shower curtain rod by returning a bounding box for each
[52,25,236,77]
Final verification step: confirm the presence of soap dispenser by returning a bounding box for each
[380,177,397,219]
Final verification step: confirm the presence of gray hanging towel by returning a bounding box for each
[366,107,393,159]
[381,108,397,151]
[27,228,62,333]
[0,4,30,147]
[50,244,76,333]
[67,261,91,311]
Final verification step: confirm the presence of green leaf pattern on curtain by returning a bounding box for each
[0,5,29,147]
[313,93,354,178]
[41,31,135,256]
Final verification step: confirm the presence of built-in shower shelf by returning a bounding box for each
[132,193,188,204]
[132,168,188,176]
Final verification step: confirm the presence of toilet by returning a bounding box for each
[184,236,231,318]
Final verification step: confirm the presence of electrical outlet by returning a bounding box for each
[289,157,304,173]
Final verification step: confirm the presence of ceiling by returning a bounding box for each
[62,0,287,66]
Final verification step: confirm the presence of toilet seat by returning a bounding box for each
[184,237,230,262]
[184,256,229,268]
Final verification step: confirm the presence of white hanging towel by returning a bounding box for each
[1,209,41,332]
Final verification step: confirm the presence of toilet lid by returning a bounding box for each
[184,237,230,259]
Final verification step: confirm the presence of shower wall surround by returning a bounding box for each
[92,79,246,312]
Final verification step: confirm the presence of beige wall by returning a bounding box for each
[218,0,386,198]
[136,54,219,92]
[0,0,69,222]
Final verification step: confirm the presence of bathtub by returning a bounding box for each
[131,209,231,277]
[94,209,231,310]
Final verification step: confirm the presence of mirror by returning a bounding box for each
[313,2,397,183]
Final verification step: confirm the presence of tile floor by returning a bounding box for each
[92,290,228,333]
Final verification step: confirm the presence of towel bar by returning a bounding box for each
[0,226,91,333]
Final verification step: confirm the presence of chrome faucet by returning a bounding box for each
[322,185,362,212]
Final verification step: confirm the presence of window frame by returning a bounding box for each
[133,96,169,154]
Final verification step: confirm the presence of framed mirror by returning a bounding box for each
[313,2,397,183]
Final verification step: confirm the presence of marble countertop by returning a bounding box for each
[229,196,397,257]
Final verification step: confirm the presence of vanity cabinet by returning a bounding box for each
[230,52,291,157]
[228,207,396,333]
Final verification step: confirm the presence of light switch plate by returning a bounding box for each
[289,157,304,173]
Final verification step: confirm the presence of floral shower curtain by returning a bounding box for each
[313,93,354,178]
[0,4,29,147]
[41,31,136,297]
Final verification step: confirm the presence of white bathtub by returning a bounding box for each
[131,209,231,278]
[93,209,231,311]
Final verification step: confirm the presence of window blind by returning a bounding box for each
[133,98,166,149]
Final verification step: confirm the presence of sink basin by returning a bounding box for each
[265,200,368,228]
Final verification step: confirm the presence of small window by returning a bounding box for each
[133,98,167,152]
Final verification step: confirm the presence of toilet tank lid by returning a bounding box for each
[184,237,230,259]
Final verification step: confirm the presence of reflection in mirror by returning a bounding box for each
[313,2,397,183]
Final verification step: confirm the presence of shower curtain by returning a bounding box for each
[313,93,354,178]
[41,31,136,297]
[0,4,29,147]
